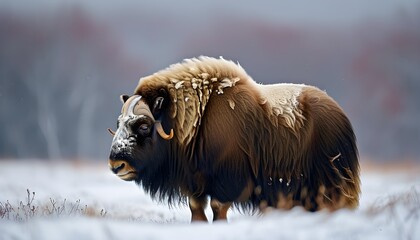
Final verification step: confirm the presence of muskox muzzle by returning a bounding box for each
[109,159,137,181]
[108,94,173,181]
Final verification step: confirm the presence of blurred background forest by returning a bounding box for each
[0,0,419,162]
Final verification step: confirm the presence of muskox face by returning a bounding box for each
[108,94,173,181]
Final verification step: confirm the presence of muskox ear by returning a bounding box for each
[153,97,164,114]
[120,94,130,104]
[152,88,168,116]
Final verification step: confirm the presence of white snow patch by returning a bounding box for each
[0,160,419,240]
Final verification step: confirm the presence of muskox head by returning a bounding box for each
[108,94,173,181]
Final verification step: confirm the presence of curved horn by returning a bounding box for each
[107,128,116,136]
[155,121,174,140]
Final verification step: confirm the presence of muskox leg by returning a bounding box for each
[210,198,231,222]
[189,196,208,222]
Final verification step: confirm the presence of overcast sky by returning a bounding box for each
[1,0,418,26]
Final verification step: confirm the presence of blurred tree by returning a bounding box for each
[350,13,420,160]
[0,3,419,162]
[0,8,144,160]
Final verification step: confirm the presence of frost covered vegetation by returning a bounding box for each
[0,161,419,240]
[1,187,419,224]
[0,189,107,222]
[367,187,419,240]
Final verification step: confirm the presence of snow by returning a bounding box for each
[0,160,419,240]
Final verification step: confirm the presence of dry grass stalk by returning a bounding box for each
[0,189,107,222]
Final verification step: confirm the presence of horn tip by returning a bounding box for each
[107,128,116,136]
[156,121,174,140]
[168,129,174,139]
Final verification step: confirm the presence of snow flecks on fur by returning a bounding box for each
[174,80,184,90]
[135,56,307,143]
[258,83,306,130]
[135,56,250,144]
[217,77,240,95]
[228,99,235,110]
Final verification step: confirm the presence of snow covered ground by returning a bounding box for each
[0,160,419,240]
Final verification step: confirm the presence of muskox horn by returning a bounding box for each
[155,121,174,140]
[107,128,116,136]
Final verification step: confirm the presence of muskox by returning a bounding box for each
[108,56,360,222]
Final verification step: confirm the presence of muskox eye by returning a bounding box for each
[138,123,150,136]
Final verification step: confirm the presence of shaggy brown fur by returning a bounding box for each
[109,56,360,222]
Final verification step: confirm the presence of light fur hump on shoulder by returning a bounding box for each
[134,56,254,145]
[258,83,306,130]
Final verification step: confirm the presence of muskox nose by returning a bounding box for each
[108,159,137,181]
[110,161,125,174]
